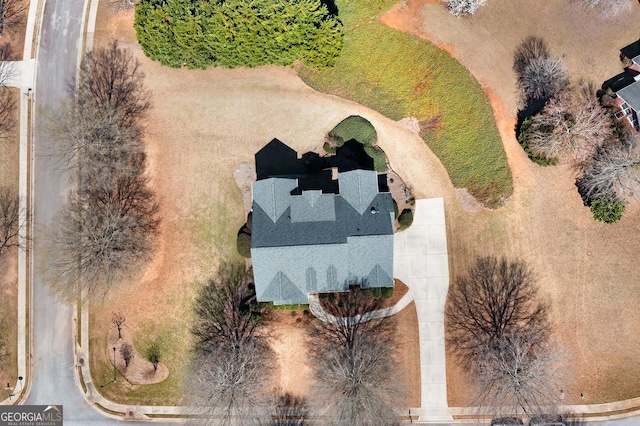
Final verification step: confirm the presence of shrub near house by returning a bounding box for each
[134,0,343,69]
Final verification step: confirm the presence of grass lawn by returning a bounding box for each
[299,3,512,207]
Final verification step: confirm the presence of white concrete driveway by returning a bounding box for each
[394,197,452,421]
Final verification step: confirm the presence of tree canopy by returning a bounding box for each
[134,0,343,69]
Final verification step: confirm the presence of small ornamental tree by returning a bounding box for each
[444,0,487,17]
[120,343,134,368]
[112,311,125,339]
[147,342,160,373]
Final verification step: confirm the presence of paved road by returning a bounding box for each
[24,0,180,424]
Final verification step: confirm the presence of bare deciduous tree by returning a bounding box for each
[188,263,274,425]
[0,186,24,256]
[523,90,613,166]
[45,42,158,302]
[577,142,640,202]
[580,0,632,17]
[513,36,550,80]
[191,262,259,354]
[0,0,26,36]
[520,56,568,102]
[446,256,550,370]
[272,392,309,426]
[80,41,150,127]
[110,0,136,10]
[45,192,158,302]
[47,100,138,169]
[120,343,133,368]
[190,341,274,426]
[112,311,125,339]
[0,44,17,146]
[444,0,487,17]
[473,329,568,419]
[308,287,404,426]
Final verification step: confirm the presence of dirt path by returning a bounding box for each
[381,0,640,406]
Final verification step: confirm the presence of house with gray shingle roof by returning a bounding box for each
[250,141,395,305]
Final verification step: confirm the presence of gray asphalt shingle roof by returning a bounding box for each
[618,80,640,112]
[251,169,394,305]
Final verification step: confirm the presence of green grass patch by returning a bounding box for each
[336,0,398,31]
[299,23,512,207]
[184,180,245,273]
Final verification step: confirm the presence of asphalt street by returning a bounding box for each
[24,0,179,423]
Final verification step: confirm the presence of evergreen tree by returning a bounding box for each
[135,0,343,69]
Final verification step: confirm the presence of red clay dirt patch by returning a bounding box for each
[263,310,314,399]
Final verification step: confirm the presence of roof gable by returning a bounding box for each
[618,80,640,111]
[252,178,297,223]
[338,170,379,215]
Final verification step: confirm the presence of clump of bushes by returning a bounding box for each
[398,208,414,231]
[517,117,559,166]
[329,115,378,146]
[135,0,343,69]
[328,115,388,172]
[589,198,625,224]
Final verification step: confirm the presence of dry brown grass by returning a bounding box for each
[0,91,24,394]
[383,0,640,405]
[0,0,31,390]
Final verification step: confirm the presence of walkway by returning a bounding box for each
[394,198,452,422]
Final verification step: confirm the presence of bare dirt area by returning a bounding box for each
[382,0,640,405]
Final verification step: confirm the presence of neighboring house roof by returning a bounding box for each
[251,166,395,305]
[618,81,640,112]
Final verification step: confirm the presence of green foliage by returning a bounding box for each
[398,208,413,231]
[517,117,559,166]
[147,342,161,371]
[134,0,343,69]
[380,287,393,299]
[328,115,387,172]
[299,23,512,207]
[336,0,397,30]
[589,198,626,224]
[329,115,377,146]
[364,145,388,172]
[237,230,251,258]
